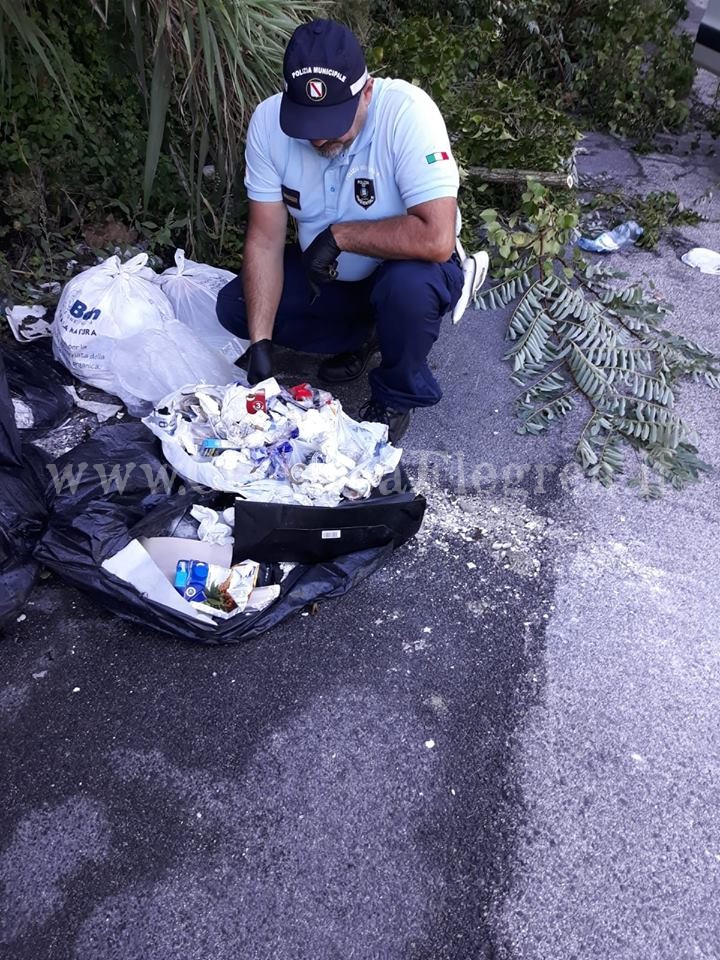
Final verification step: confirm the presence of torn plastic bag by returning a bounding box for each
[34,422,400,644]
[2,341,73,438]
[111,321,239,416]
[154,249,247,360]
[0,353,49,625]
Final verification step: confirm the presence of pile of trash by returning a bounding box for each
[99,496,302,629]
[144,378,403,507]
[1,250,426,642]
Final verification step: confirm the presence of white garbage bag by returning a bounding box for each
[155,249,247,359]
[113,321,239,414]
[53,253,240,414]
[53,253,174,395]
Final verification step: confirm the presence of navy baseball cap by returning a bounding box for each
[280,19,369,140]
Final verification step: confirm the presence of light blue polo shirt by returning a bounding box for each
[244,78,460,281]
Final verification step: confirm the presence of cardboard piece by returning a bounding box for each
[102,537,233,625]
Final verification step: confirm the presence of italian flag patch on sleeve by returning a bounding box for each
[426,151,450,164]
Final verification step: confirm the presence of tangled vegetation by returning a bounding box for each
[372,0,696,142]
[0,0,701,289]
[0,0,318,296]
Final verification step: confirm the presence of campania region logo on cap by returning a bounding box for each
[306,78,327,101]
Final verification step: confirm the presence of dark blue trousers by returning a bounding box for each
[216,244,463,411]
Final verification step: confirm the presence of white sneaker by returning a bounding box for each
[451,250,489,324]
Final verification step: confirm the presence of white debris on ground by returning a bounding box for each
[410,483,552,579]
[403,634,431,654]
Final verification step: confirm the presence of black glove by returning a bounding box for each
[245,339,273,385]
[302,226,341,301]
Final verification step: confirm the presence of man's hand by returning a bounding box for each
[245,339,273,385]
[302,226,341,300]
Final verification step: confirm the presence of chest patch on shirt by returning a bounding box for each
[281,185,301,210]
[354,178,375,209]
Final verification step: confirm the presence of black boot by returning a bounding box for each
[318,337,379,384]
[358,397,411,445]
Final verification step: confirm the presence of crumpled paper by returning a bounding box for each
[190,504,235,545]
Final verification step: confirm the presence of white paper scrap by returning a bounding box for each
[5,305,52,341]
[681,247,720,275]
[64,385,123,422]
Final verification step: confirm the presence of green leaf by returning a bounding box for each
[143,32,172,209]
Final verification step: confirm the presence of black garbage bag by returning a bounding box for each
[0,351,22,468]
[2,341,73,438]
[34,422,412,645]
[0,352,50,626]
[0,446,48,626]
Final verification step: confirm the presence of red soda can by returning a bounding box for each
[246,389,267,414]
[290,383,313,402]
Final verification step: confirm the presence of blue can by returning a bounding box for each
[174,560,209,600]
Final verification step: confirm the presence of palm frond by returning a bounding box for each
[0,0,77,112]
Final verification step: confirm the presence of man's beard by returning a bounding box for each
[313,140,348,159]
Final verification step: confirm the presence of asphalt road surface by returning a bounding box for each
[2,18,720,959]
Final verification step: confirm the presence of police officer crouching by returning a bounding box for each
[216,18,468,444]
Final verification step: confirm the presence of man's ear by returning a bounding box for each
[364,76,375,102]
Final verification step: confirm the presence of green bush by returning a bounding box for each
[0,3,187,289]
[371,0,696,139]
[0,0,318,293]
